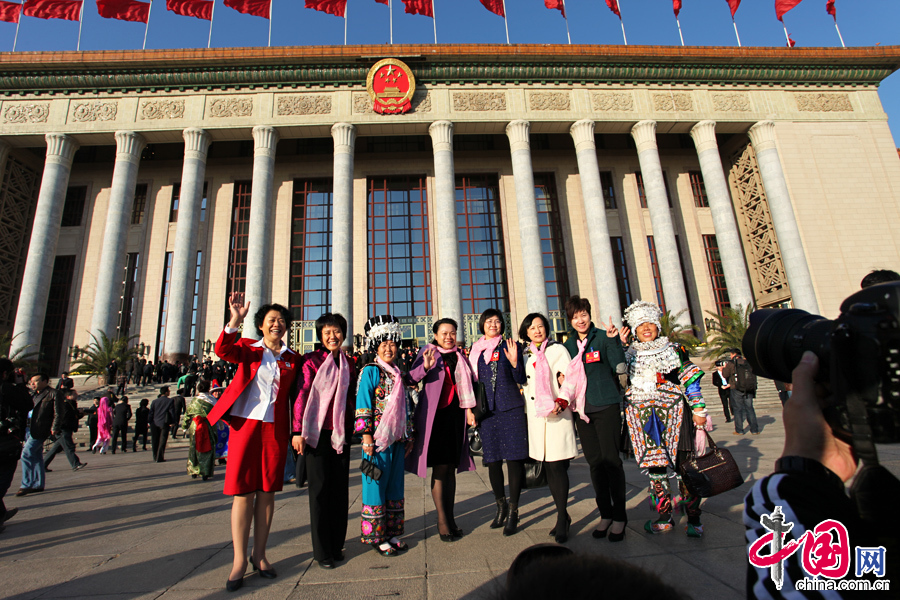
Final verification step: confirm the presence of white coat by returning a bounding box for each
[522,342,576,462]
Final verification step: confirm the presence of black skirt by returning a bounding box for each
[427,398,464,467]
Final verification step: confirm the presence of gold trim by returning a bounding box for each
[366,58,416,114]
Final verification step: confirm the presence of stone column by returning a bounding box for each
[90,131,147,341]
[428,121,464,337]
[505,120,548,317]
[747,121,818,313]
[630,120,690,324]
[243,126,280,339]
[11,134,79,356]
[689,121,755,310]
[164,128,211,363]
[570,119,622,324]
[331,123,356,346]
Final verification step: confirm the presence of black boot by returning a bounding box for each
[490,497,508,529]
[503,504,519,536]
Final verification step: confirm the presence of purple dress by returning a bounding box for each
[476,342,528,464]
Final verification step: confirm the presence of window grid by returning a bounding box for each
[226,181,252,313]
[635,171,672,209]
[40,255,76,372]
[456,175,509,314]
[291,179,333,321]
[130,184,148,225]
[689,171,709,208]
[600,171,617,210]
[367,176,432,318]
[533,173,570,312]
[60,186,86,227]
[703,234,731,314]
[190,251,202,357]
[156,252,173,360]
[117,252,140,338]
[610,237,633,309]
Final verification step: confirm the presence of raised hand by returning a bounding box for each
[503,338,518,368]
[228,292,250,328]
[619,326,631,346]
[422,347,436,370]
[605,316,619,339]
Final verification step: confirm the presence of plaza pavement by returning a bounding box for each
[2,377,898,600]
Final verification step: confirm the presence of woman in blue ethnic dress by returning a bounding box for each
[622,300,708,538]
[469,308,527,536]
[355,315,416,557]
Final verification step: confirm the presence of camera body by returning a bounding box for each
[714,359,728,368]
[744,282,900,444]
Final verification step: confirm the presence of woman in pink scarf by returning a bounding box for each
[355,315,415,557]
[92,396,114,454]
[291,313,357,570]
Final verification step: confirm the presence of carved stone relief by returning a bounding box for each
[795,93,853,112]
[72,101,118,122]
[652,92,693,112]
[591,93,634,112]
[276,94,332,116]
[711,93,751,112]
[3,103,49,123]
[452,92,506,112]
[208,97,253,118]
[140,99,185,120]
[529,92,570,111]
[352,90,431,114]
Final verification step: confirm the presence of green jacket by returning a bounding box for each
[562,323,626,408]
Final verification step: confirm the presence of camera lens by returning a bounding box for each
[743,309,833,382]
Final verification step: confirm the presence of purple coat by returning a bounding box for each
[404,344,476,478]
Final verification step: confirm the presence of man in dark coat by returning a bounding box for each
[149,386,176,462]
[110,396,132,453]
[1,359,33,526]
[43,388,86,471]
[17,374,54,496]
[170,388,187,439]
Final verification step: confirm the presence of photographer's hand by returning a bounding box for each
[781,351,857,482]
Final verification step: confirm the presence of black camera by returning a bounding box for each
[743,282,900,444]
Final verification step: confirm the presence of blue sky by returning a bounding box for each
[3,0,900,144]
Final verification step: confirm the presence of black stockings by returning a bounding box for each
[431,464,458,535]
[487,460,524,506]
[545,460,570,527]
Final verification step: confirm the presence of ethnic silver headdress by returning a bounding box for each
[624,300,662,330]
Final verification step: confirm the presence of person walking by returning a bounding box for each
[184,379,217,480]
[722,348,759,435]
[17,373,53,496]
[711,361,732,423]
[149,386,176,462]
[92,396,114,454]
[43,388,87,471]
[110,395,132,453]
[0,358,32,530]
[132,398,149,451]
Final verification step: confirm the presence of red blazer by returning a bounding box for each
[207,329,300,430]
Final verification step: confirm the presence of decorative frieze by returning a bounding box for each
[795,93,853,112]
[3,102,49,123]
[353,90,431,114]
[276,94,332,116]
[652,92,693,112]
[209,97,253,118]
[72,101,118,122]
[529,92,570,111]
[591,92,634,112]
[140,99,185,120]
[452,92,506,112]
[711,93,751,112]
[413,91,432,113]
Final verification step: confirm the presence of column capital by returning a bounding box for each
[505,119,531,152]
[252,126,279,159]
[569,119,596,152]
[44,133,79,165]
[114,131,147,165]
[630,120,658,153]
[748,120,777,153]
[331,122,357,154]
[429,120,454,153]
[689,120,718,154]
[183,128,211,161]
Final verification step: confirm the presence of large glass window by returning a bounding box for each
[291,179,333,321]
[226,181,252,303]
[117,253,140,338]
[689,171,709,208]
[610,237,633,309]
[533,173,570,312]
[156,252,173,359]
[60,186,86,227]
[456,175,509,314]
[40,255,76,372]
[703,234,731,314]
[600,172,617,209]
[130,184,148,225]
[367,176,432,318]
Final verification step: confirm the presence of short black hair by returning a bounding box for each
[432,318,458,335]
[160,386,170,394]
[254,303,293,332]
[518,313,551,343]
[861,269,900,289]
[565,295,592,321]
[34,372,50,382]
[315,312,348,342]
[140,398,149,407]
[197,379,211,393]
[478,309,505,335]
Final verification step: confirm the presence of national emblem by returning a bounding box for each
[366,58,416,115]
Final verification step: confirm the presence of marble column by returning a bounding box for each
[11,133,79,357]
[331,123,356,346]
[570,119,622,324]
[90,131,147,341]
[243,126,280,339]
[428,121,464,338]
[164,128,211,363]
[505,120,549,317]
[630,120,690,324]
[747,121,819,313]
[689,121,755,310]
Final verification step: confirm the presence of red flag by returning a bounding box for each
[605,0,620,18]
[544,0,564,19]
[224,0,269,18]
[23,0,82,20]
[787,33,796,47]
[305,0,345,17]
[478,0,503,17]
[826,0,835,20]
[374,0,387,4]
[167,0,212,19]
[402,0,432,17]
[726,0,740,18]
[0,0,21,22]
[96,0,149,22]
[673,0,681,18]
[775,0,803,21]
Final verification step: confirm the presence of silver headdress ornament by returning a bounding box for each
[624,300,662,330]
[363,315,402,353]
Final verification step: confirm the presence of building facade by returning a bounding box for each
[1,44,899,371]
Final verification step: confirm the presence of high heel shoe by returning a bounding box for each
[249,556,277,579]
[550,514,571,537]
[554,514,572,544]
[608,520,627,543]
[592,521,612,539]
[490,497,508,529]
[225,577,243,592]
[503,504,519,536]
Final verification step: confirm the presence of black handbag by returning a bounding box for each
[678,432,744,497]
[360,457,383,481]
[523,458,547,489]
[471,380,490,423]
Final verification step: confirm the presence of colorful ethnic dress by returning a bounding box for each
[183,393,216,479]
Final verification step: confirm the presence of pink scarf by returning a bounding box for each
[530,340,556,418]
[432,344,476,409]
[468,335,503,377]
[302,351,350,453]
[560,338,591,423]
[373,357,407,453]
[97,397,113,438]
[695,415,714,455]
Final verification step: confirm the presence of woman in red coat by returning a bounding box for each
[207,292,299,592]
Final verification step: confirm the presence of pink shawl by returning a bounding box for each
[373,357,407,453]
[433,344,476,409]
[97,397,113,439]
[468,335,503,377]
[560,337,591,423]
[530,340,556,418]
[301,351,350,453]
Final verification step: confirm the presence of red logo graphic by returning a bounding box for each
[366,58,416,115]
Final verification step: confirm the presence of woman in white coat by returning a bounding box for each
[519,313,575,543]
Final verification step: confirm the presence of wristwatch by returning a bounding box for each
[775,455,844,491]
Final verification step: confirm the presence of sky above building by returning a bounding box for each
[2,0,899,144]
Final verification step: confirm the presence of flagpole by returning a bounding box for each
[12,9,21,51]
[618,0,627,45]
[834,21,845,48]
[431,0,436,44]
[389,0,392,44]
[675,16,684,46]
[208,0,216,48]
[76,0,84,50]
[732,18,741,47]
[501,0,509,44]
[781,22,791,48]
[143,0,154,50]
[343,0,347,45]
[562,0,570,44]
[268,0,272,47]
